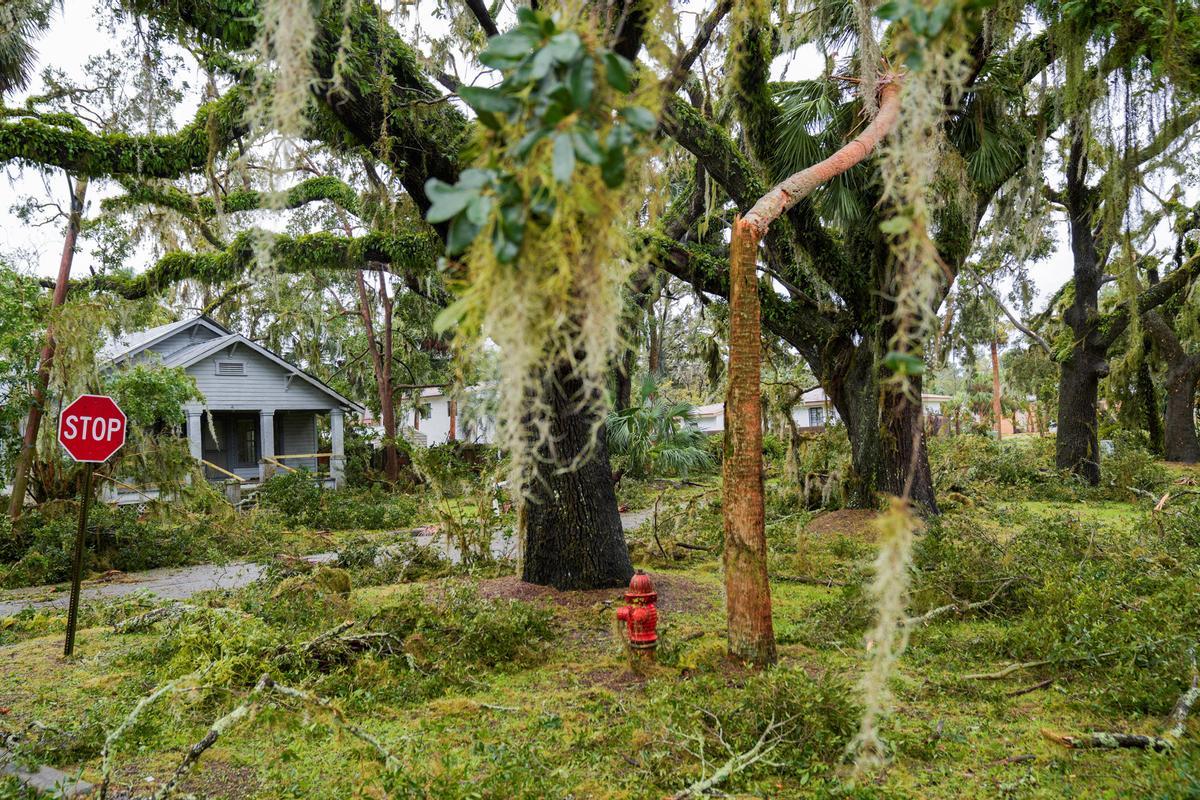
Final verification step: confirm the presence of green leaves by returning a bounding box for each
[882,351,926,376]
[423,8,656,266]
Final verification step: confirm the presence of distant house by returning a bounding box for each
[693,388,953,435]
[103,315,363,495]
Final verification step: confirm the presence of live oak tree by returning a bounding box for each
[0,0,654,590]
[645,0,1200,511]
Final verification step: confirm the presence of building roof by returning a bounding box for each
[100,315,230,362]
[104,315,365,414]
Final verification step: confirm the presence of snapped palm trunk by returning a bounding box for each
[718,79,902,666]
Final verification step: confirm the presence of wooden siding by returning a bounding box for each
[186,347,335,411]
[277,412,319,472]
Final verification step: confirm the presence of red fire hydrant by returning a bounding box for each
[617,570,658,663]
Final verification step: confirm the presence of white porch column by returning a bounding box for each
[260,409,276,482]
[330,408,345,489]
[187,409,204,464]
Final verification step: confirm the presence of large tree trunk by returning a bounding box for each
[8,175,87,522]
[1145,310,1200,463]
[878,374,939,514]
[1162,360,1200,463]
[521,362,633,590]
[1056,122,1105,485]
[722,219,776,666]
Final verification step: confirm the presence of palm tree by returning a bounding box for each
[0,0,56,97]
[606,376,713,480]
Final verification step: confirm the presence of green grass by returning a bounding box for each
[0,468,1197,798]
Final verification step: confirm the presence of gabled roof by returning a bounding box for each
[101,315,230,363]
[104,316,365,414]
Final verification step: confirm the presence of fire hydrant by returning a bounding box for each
[617,570,658,664]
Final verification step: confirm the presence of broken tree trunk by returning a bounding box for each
[718,78,902,666]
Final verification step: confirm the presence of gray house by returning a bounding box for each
[104,315,363,491]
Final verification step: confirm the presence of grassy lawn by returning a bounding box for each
[0,479,1196,800]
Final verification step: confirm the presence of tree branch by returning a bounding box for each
[660,0,733,97]
[0,87,246,178]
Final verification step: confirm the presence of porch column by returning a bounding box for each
[330,408,345,488]
[260,409,275,482]
[187,409,203,464]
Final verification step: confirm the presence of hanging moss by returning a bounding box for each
[106,175,362,219]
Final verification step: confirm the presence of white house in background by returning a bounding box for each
[692,387,953,435]
[103,315,364,494]
[413,385,496,446]
[400,384,954,446]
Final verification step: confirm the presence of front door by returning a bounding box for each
[201,412,260,480]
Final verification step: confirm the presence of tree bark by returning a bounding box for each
[1144,310,1200,463]
[991,337,1003,440]
[722,218,776,666]
[1056,122,1105,484]
[1162,360,1200,462]
[353,270,399,482]
[8,175,88,522]
[879,373,939,514]
[521,362,633,590]
[1137,355,1164,455]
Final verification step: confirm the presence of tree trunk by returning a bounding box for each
[878,373,939,514]
[1056,122,1105,485]
[354,271,399,482]
[991,337,1003,440]
[828,344,882,509]
[1137,355,1164,455]
[8,175,88,522]
[1162,358,1200,463]
[721,219,776,666]
[1056,345,1103,483]
[521,362,633,590]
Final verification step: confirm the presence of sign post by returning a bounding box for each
[57,394,126,657]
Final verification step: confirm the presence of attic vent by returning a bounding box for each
[216,361,246,376]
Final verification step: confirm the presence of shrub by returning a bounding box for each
[258,469,323,525]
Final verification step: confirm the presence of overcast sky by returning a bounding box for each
[1,0,1079,309]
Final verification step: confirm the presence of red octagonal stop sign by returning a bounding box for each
[58,394,127,463]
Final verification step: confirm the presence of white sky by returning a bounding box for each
[0,0,1078,309]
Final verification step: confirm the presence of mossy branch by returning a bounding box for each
[104,175,363,219]
[59,228,437,299]
[0,88,246,178]
[1099,250,1200,349]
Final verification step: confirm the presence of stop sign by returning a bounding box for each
[58,394,127,463]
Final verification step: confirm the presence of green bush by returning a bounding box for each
[258,469,324,525]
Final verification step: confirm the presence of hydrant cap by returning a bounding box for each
[625,570,657,604]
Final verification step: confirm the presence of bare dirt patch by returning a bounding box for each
[803,509,880,540]
[476,573,717,614]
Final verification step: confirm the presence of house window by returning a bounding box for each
[235,418,257,466]
[216,361,246,376]
[808,407,825,427]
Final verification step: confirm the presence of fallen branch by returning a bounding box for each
[147,673,403,799]
[965,650,1117,681]
[770,573,846,588]
[98,672,201,800]
[902,578,1015,629]
[113,603,192,634]
[671,716,789,800]
[1042,646,1197,752]
[1040,729,1174,752]
[1005,678,1053,698]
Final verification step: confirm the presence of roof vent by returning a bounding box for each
[216,361,246,376]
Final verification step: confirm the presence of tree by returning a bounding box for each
[0,0,656,589]
[607,376,711,481]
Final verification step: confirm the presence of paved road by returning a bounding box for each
[0,510,652,617]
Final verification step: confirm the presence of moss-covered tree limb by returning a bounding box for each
[0,87,246,178]
[1098,250,1200,349]
[57,228,438,299]
[104,175,363,219]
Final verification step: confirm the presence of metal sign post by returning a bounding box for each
[57,394,126,657]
